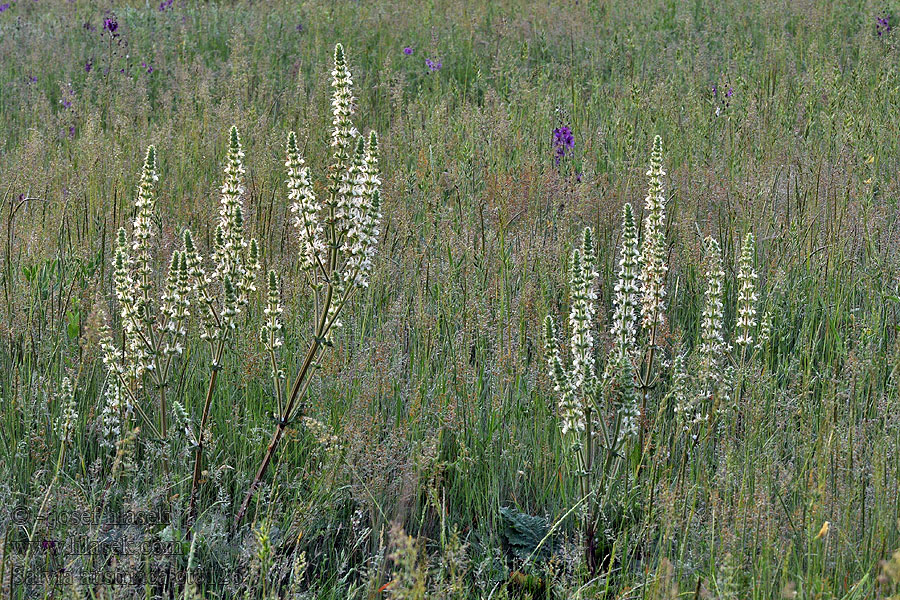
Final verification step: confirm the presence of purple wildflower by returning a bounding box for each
[158,0,174,10]
[68,126,76,138]
[295,23,303,32]
[27,75,37,84]
[425,58,442,71]
[103,17,118,33]
[713,79,733,115]
[552,125,575,164]
[85,59,93,73]
[403,46,413,55]
[142,61,153,74]
[877,12,892,36]
[0,3,10,12]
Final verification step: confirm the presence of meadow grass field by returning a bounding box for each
[2,0,900,598]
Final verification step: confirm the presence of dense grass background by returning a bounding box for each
[2,0,900,597]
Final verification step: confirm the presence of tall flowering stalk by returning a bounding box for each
[698,236,728,418]
[640,136,667,260]
[569,229,599,396]
[635,136,669,431]
[235,43,383,525]
[185,126,261,523]
[606,203,641,439]
[735,232,758,359]
[674,236,764,433]
[610,204,640,359]
[101,146,191,460]
[543,227,631,574]
[639,136,668,334]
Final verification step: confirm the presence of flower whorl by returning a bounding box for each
[113,226,152,378]
[159,251,189,355]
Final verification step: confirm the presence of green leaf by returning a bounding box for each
[499,506,552,562]
[66,310,80,340]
